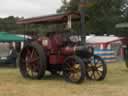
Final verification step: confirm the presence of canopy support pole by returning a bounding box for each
[79,0,87,45]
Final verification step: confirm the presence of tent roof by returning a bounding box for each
[0,32,26,42]
[116,23,128,28]
[86,36,123,44]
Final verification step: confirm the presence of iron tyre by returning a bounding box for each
[18,42,46,79]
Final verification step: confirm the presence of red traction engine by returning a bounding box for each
[17,12,107,84]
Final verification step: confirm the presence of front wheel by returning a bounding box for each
[63,56,86,84]
[86,55,107,81]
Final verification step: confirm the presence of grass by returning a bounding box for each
[0,62,128,96]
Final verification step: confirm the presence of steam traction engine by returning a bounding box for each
[17,12,107,84]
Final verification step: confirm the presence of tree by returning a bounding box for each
[57,0,79,13]
[57,0,124,35]
[0,16,48,35]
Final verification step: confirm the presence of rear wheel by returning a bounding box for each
[63,56,86,84]
[18,42,46,79]
[86,55,107,81]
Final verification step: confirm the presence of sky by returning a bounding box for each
[0,0,62,18]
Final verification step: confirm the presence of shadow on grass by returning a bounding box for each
[0,64,16,68]
[43,74,64,81]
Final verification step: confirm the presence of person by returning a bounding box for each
[31,32,38,40]
[15,42,21,53]
[6,43,17,64]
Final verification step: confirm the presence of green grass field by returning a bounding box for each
[0,62,128,96]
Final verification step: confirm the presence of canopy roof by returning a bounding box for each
[17,12,88,24]
[86,36,123,44]
[116,23,128,28]
[0,32,26,42]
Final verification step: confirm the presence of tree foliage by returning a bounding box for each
[57,0,128,36]
[0,16,48,35]
[0,0,127,36]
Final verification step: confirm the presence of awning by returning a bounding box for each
[0,32,26,42]
[116,23,128,28]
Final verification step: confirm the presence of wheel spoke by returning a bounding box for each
[69,73,79,81]
[95,70,101,78]
[66,62,72,68]
[71,74,76,80]
[26,48,31,56]
[97,67,103,72]
[96,64,103,68]
[87,71,91,78]
[87,66,93,72]
[74,73,81,80]
[30,49,34,58]
[69,73,74,80]
[30,57,40,63]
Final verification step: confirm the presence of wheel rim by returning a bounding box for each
[87,56,105,80]
[20,47,40,78]
[64,58,82,82]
